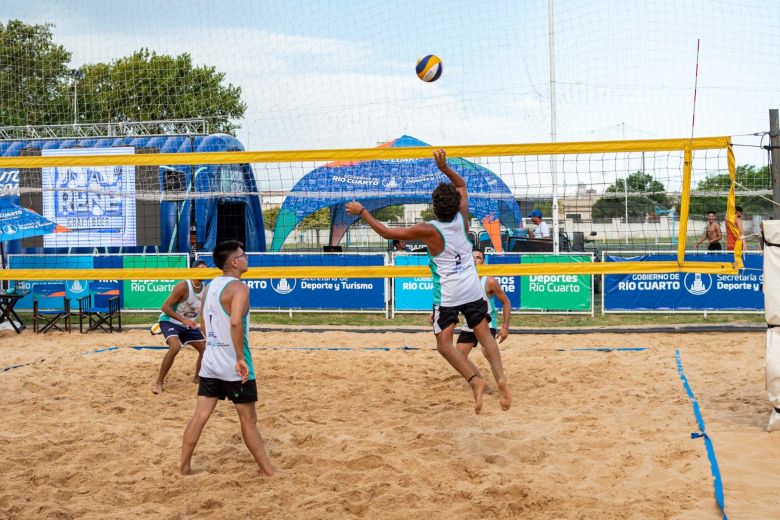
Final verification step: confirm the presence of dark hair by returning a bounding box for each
[392,239,401,247]
[707,211,716,216]
[472,248,485,259]
[432,182,461,222]
[193,259,208,267]
[213,240,244,270]
[735,206,744,213]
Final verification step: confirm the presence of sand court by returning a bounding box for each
[1,329,778,519]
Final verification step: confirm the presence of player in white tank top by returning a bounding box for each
[152,261,208,395]
[180,241,277,477]
[345,149,512,415]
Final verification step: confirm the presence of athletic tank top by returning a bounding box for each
[159,280,204,325]
[427,212,485,306]
[461,276,498,332]
[199,276,255,381]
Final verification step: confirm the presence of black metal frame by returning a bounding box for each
[78,295,121,333]
[33,296,71,333]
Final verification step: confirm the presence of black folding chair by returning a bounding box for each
[33,292,71,333]
[78,295,121,333]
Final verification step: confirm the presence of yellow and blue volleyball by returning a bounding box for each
[416,54,443,82]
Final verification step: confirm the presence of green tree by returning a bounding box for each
[373,205,404,222]
[263,206,280,231]
[689,164,772,217]
[420,205,436,221]
[591,171,671,220]
[0,20,71,126]
[76,49,246,133]
[298,207,331,230]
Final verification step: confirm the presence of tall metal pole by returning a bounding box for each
[770,109,780,220]
[624,178,629,244]
[548,0,559,254]
[73,80,78,125]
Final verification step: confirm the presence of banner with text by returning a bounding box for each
[603,252,763,311]
[196,253,386,311]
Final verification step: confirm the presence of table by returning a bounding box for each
[0,289,30,334]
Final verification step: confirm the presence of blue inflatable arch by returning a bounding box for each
[271,135,521,251]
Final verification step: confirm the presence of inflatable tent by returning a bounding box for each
[0,134,265,255]
[271,135,521,251]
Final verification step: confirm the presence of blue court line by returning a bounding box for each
[1,360,43,372]
[80,346,121,355]
[557,347,648,352]
[675,349,728,520]
[130,346,168,350]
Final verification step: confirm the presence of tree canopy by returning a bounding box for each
[690,164,772,217]
[591,171,672,220]
[0,21,245,133]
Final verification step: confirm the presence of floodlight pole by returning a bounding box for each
[548,0,560,254]
[70,69,84,126]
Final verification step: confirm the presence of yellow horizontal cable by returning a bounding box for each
[0,136,730,169]
[1,261,738,281]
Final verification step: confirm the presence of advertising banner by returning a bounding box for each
[42,147,136,247]
[196,253,386,311]
[122,255,188,310]
[604,253,763,311]
[393,254,433,311]
[483,254,522,309]
[9,254,188,311]
[520,254,592,311]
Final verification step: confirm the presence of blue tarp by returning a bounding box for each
[270,135,521,251]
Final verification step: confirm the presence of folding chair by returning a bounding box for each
[78,294,122,333]
[32,290,71,333]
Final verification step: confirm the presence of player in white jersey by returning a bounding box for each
[179,241,277,477]
[152,260,208,394]
[346,149,511,414]
[455,249,512,391]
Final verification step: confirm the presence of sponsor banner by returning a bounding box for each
[42,147,137,247]
[483,254,522,309]
[0,169,19,198]
[196,253,386,310]
[393,254,433,311]
[8,254,187,310]
[520,254,592,311]
[122,255,188,310]
[604,253,763,311]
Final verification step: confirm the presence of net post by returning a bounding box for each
[677,145,693,265]
[725,138,743,269]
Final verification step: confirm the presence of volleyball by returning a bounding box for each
[416,54,443,82]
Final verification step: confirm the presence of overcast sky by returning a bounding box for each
[4,0,778,177]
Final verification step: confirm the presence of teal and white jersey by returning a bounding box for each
[427,212,484,306]
[461,276,498,332]
[159,280,204,325]
[199,276,255,382]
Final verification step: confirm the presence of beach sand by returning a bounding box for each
[0,328,778,519]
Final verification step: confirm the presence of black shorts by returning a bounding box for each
[432,298,490,335]
[198,377,258,403]
[159,321,205,345]
[456,328,497,346]
[707,242,722,251]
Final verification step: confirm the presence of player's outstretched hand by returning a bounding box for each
[433,148,447,169]
[346,201,364,216]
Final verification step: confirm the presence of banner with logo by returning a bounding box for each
[42,147,137,247]
[520,254,592,311]
[8,254,188,311]
[0,168,19,199]
[393,254,433,311]
[603,253,763,311]
[196,253,386,311]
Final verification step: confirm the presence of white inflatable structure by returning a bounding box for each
[763,220,780,431]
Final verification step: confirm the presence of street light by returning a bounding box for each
[70,69,84,126]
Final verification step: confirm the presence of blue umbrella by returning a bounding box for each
[0,198,69,269]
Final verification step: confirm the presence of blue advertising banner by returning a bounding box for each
[484,254,521,310]
[196,253,386,311]
[604,253,763,311]
[393,254,433,311]
[10,255,93,309]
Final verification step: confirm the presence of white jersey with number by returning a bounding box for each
[199,276,255,382]
[427,212,485,306]
[159,280,204,325]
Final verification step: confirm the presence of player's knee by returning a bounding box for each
[166,341,182,354]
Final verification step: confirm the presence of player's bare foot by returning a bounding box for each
[497,378,512,411]
[259,464,279,477]
[152,382,163,394]
[179,464,192,475]
[469,376,486,415]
